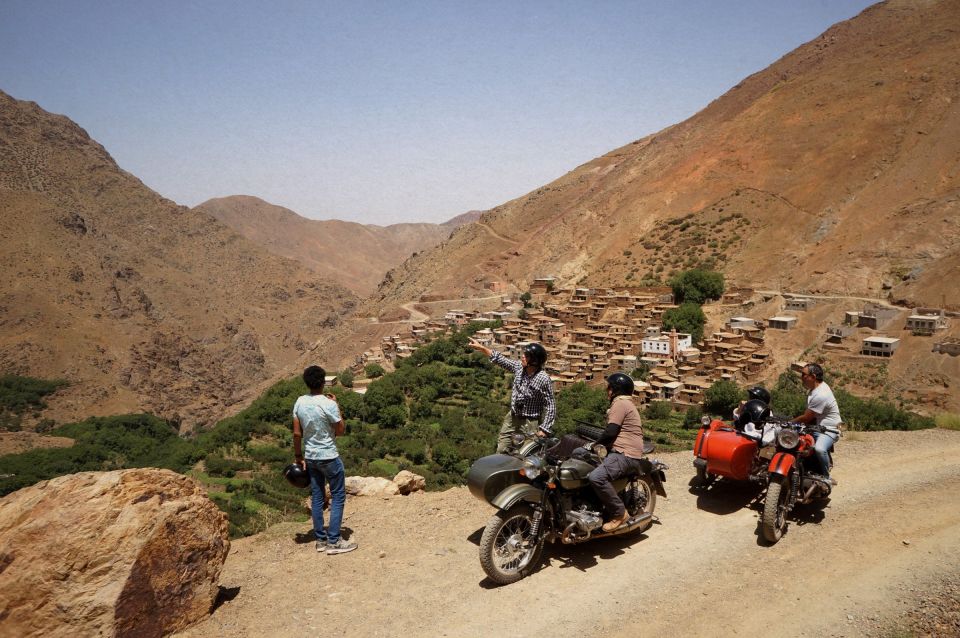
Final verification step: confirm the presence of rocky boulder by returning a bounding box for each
[343,471,427,497]
[393,470,427,495]
[345,476,400,497]
[0,468,230,637]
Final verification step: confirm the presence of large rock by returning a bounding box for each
[0,468,230,637]
[392,470,426,495]
[345,476,400,496]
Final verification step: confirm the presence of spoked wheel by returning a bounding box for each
[479,504,544,585]
[761,475,791,543]
[623,476,656,533]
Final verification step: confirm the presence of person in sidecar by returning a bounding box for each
[734,399,772,444]
[588,372,646,532]
[732,385,771,427]
[792,363,842,483]
[467,338,556,453]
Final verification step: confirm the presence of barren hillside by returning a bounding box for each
[196,196,480,296]
[371,0,960,310]
[0,91,358,429]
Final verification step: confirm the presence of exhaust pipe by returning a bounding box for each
[603,512,653,537]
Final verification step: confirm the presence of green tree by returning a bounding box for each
[364,363,385,379]
[704,380,743,419]
[644,401,673,420]
[670,269,725,304]
[631,362,651,381]
[519,292,532,308]
[662,302,707,342]
[683,405,704,428]
[337,369,355,388]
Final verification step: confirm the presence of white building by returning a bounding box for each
[641,331,692,359]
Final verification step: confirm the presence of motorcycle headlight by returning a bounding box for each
[520,457,543,479]
[700,415,712,428]
[511,433,526,448]
[777,428,800,450]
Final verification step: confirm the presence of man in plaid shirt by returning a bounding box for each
[468,338,556,453]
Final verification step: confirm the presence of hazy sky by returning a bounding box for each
[1,1,877,225]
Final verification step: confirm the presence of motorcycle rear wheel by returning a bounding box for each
[761,475,790,543]
[479,504,544,585]
[623,476,656,533]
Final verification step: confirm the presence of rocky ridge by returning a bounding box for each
[0,91,358,429]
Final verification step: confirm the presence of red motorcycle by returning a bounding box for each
[693,404,833,543]
[759,421,833,542]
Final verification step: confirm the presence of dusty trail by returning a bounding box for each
[177,429,960,638]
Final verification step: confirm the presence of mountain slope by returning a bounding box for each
[371,0,960,310]
[0,91,358,429]
[196,197,479,296]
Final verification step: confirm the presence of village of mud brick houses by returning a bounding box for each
[350,281,953,409]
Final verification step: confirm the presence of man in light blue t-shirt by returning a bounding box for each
[293,365,357,555]
[792,363,842,482]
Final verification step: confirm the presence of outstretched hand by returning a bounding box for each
[467,338,491,356]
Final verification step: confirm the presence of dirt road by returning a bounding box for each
[177,429,960,638]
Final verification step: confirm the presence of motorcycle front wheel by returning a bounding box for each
[479,504,544,585]
[761,475,790,543]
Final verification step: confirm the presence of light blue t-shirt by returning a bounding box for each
[293,394,342,460]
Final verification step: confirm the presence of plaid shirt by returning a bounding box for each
[490,351,556,433]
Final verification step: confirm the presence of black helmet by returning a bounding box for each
[735,399,771,430]
[606,372,635,398]
[747,386,771,405]
[522,342,547,368]
[283,463,310,489]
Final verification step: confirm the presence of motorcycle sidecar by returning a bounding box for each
[693,419,759,481]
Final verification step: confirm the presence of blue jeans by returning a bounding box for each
[812,431,838,478]
[306,457,347,544]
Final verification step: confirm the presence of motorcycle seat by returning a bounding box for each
[546,434,591,463]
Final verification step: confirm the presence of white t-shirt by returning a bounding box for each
[293,394,342,460]
[807,382,842,433]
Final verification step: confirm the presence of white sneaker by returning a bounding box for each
[326,538,358,555]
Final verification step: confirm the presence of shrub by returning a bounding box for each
[364,363,385,379]
[644,401,673,420]
[368,458,400,479]
[337,369,355,388]
[936,413,960,431]
[683,405,704,429]
[0,375,68,431]
[704,380,743,419]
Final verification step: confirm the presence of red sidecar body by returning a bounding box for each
[693,419,759,481]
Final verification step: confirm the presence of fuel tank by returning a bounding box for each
[558,458,595,489]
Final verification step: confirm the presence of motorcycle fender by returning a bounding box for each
[768,452,796,477]
[652,470,668,498]
[491,483,543,511]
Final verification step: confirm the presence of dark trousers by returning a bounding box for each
[588,452,643,518]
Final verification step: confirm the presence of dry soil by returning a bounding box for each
[176,428,960,638]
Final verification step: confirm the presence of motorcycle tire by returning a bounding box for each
[761,475,790,543]
[624,476,656,533]
[576,424,606,442]
[479,504,544,585]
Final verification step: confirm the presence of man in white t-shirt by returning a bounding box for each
[792,363,842,482]
[293,365,357,555]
